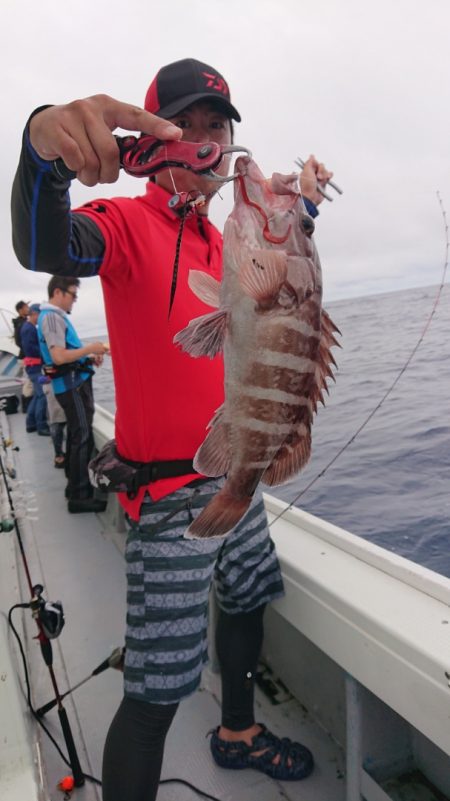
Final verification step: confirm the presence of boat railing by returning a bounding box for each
[92,403,450,772]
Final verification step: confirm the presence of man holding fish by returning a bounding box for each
[11,57,336,801]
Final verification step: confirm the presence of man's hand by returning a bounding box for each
[299,155,334,207]
[88,342,109,366]
[29,95,182,187]
[51,340,108,365]
[88,341,109,356]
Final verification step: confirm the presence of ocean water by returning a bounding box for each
[92,283,450,578]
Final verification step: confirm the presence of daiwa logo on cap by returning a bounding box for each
[202,72,230,97]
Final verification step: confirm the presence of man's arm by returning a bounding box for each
[40,313,106,364]
[11,112,106,276]
[11,96,181,276]
[50,343,107,365]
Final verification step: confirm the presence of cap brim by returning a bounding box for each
[155,92,241,122]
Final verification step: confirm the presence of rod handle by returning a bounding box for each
[57,706,85,787]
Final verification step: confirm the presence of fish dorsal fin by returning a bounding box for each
[173,309,228,358]
[193,404,231,477]
[308,309,340,410]
[263,308,341,484]
[239,249,287,302]
[188,270,221,308]
[321,308,342,347]
[262,423,312,487]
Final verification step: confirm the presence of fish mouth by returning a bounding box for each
[233,156,252,199]
[234,155,252,174]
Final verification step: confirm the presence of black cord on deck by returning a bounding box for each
[7,606,223,797]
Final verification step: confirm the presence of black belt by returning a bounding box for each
[120,456,197,485]
[43,360,94,380]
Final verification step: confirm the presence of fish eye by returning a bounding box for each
[301,215,315,237]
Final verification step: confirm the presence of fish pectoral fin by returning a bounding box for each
[173,309,228,358]
[239,248,288,302]
[262,424,312,486]
[193,406,231,477]
[188,270,221,309]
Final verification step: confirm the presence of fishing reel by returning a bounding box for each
[30,583,65,639]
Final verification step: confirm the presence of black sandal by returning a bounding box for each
[209,723,314,781]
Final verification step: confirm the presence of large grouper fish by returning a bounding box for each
[174,156,340,538]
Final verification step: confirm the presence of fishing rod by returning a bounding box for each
[1,412,223,800]
[0,306,14,335]
[0,410,85,788]
[36,646,124,717]
[269,191,449,527]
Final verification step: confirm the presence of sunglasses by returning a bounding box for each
[63,289,78,300]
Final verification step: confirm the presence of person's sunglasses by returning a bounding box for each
[63,289,78,300]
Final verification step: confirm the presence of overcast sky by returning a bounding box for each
[1,0,449,335]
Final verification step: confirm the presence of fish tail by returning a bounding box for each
[185,489,252,539]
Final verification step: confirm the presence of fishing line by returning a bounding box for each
[166,149,178,195]
[0,306,14,334]
[269,191,449,528]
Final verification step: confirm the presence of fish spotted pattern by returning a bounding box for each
[174,156,340,538]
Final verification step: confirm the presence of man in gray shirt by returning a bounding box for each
[38,275,109,513]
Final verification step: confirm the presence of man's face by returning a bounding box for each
[29,311,39,325]
[155,100,232,196]
[54,285,78,314]
[20,304,30,317]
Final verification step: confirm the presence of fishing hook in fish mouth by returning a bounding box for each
[199,145,253,182]
[237,174,292,244]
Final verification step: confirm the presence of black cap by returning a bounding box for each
[145,58,241,122]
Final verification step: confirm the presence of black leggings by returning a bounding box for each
[56,378,94,499]
[102,604,265,801]
[102,696,178,801]
[215,603,265,731]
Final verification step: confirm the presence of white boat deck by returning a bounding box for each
[2,412,345,801]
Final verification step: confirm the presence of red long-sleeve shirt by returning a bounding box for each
[12,126,225,520]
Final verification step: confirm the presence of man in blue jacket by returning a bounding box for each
[20,303,50,436]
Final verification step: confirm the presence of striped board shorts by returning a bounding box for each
[124,477,284,704]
